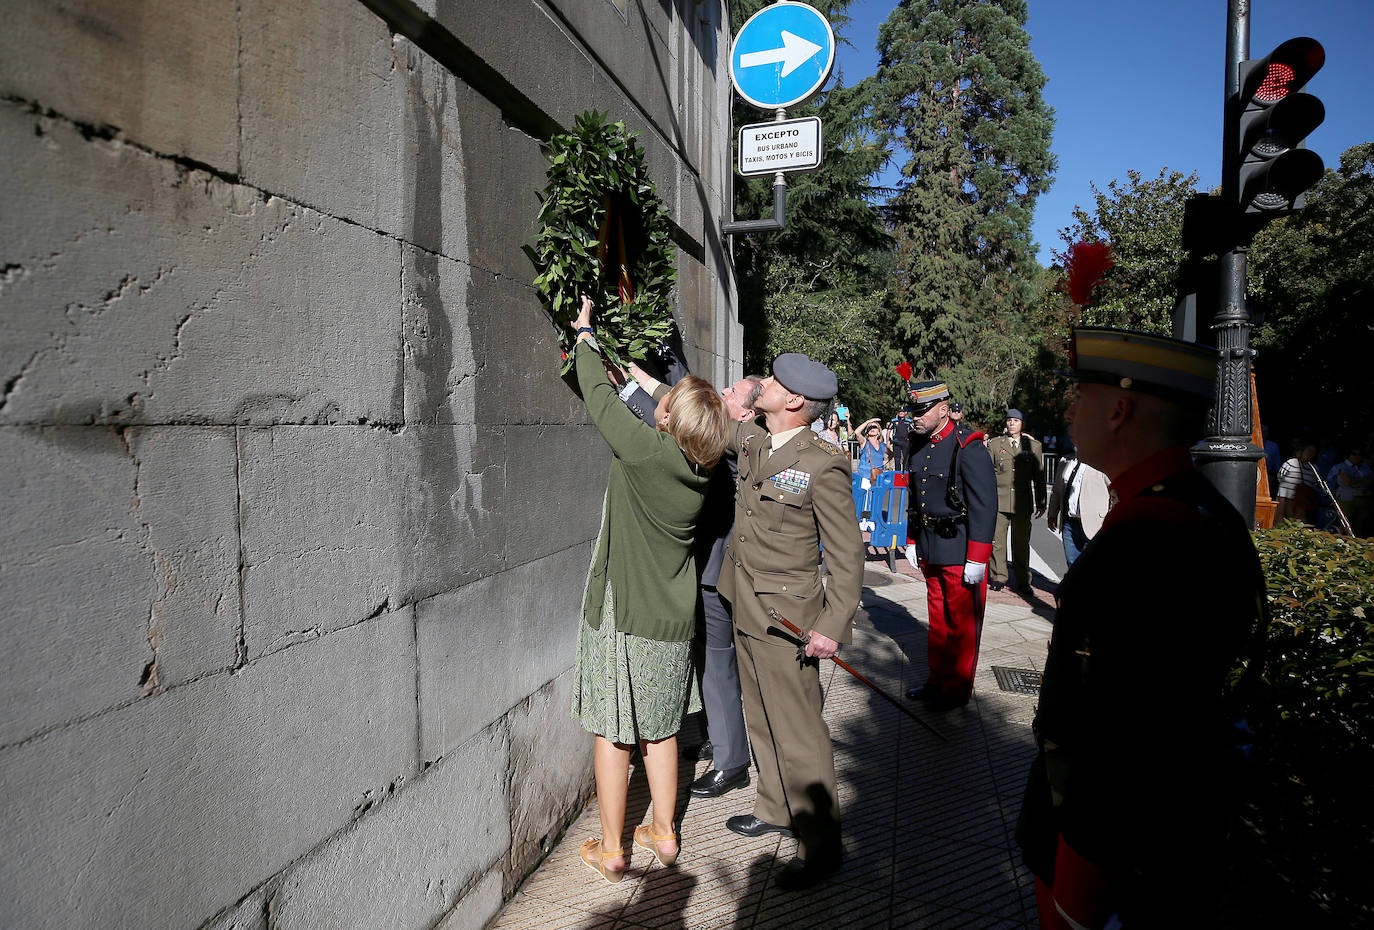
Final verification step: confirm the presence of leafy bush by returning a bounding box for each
[1243,524,1374,924]
[526,110,677,373]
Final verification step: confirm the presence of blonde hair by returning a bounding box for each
[664,375,729,469]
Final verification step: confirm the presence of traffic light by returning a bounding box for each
[1232,37,1325,216]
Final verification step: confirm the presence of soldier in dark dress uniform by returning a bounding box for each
[1016,328,1266,929]
[901,380,997,710]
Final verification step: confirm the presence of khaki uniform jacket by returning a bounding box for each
[989,434,1046,515]
[717,421,863,645]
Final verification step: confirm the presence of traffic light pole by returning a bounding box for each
[1195,0,1262,525]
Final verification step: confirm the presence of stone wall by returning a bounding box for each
[0,1,738,927]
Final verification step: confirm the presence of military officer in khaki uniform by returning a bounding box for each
[716,353,863,891]
[987,408,1046,592]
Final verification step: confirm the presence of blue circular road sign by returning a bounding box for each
[730,2,835,111]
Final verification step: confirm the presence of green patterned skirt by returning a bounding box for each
[572,578,701,744]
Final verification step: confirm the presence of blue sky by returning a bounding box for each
[827,0,1373,264]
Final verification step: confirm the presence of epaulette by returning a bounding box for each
[816,441,842,455]
[957,429,986,448]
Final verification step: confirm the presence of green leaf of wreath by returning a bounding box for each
[530,110,677,374]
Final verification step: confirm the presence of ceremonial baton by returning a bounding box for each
[767,608,947,743]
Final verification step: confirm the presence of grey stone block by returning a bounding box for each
[466,273,585,428]
[504,670,594,888]
[0,103,404,426]
[265,727,510,930]
[238,426,407,658]
[397,39,478,266]
[503,425,608,563]
[421,0,599,133]
[238,423,514,649]
[0,609,418,930]
[238,0,406,235]
[403,245,480,425]
[0,0,238,168]
[0,425,239,744]
[397,424,510,606]
[121,426,242,692]
[433,870,504,930]
[450,82,547,282]
[201,879,277,930]
[0,427,158,745]
[417,543,592,763]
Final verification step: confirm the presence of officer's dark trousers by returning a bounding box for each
[700,587,750,772]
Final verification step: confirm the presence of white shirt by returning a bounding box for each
[1065,460,1085,519]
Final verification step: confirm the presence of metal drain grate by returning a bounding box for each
[992,666,1042,695]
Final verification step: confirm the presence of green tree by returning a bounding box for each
[1056,168,1201,333]
[871,0,1055,412]
[756,255,890,417]
[1251,142,1374,441]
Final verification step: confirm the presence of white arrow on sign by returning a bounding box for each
[738,30,822,78]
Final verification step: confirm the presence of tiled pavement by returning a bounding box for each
[489,554,1058,930]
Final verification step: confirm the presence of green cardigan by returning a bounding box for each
[575,340,712,642]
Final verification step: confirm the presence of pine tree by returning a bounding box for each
[872,0,1054,414]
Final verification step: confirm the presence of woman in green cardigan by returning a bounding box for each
[569,296,730,883]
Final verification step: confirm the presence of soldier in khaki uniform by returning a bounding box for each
[716,353,863,891]
[987,409,1046,592]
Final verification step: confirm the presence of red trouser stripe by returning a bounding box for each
[922,563,986,699]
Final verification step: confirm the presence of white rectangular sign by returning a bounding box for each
[737,117,823,177]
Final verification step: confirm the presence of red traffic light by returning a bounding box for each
[1232,37,1326,216]
[1240,37,1325,106]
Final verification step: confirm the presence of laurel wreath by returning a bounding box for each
[527,110,677,372]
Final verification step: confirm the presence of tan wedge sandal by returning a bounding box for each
[634,824,679,867]
[579,837,625,883]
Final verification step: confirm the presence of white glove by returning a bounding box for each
[962,560,986,585]
[905,544,919,570]
[860,477,871,491]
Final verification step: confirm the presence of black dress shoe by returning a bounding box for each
[725,814,793,838]
[690,765,750,798]
[904,682,936,701]
[988,581,1005,591]
[696,740,713,762]
[774,853,843,891]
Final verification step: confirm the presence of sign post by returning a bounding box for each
[723,2,835,236]
[737,116,822,177]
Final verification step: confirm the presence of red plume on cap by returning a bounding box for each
[1065,240,1114,306]
[895,361,912,382]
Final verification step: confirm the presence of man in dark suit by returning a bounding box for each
[688,376,763,799]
